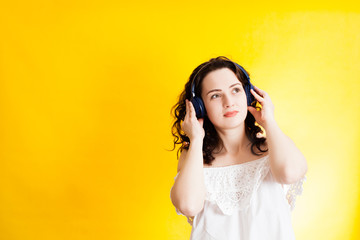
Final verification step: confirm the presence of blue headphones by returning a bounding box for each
[190,61,255,118]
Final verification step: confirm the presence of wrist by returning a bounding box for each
[262,119,278,131]
[189,137,203,145]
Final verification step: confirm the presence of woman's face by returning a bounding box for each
[200,68,248,130]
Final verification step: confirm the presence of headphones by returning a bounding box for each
[190,59,256,118]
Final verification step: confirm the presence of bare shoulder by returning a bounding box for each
[177,149,188,173]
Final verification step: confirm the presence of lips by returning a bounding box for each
[224,111,239,117]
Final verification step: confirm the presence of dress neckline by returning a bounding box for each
[203,154,269,170]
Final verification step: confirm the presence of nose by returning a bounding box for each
[223,94,234,108]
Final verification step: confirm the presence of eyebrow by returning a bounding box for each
[206,83,242,96]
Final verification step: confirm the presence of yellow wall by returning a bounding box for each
[0,1,359,239]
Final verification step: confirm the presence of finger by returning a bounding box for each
[184,100,189,120]
[198,118,204,127]
[188,100,197,118]
[250,88,264,103]
[247,106,259,119]
[253,85,267,97]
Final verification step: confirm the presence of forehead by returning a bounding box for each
[201,68,241,90]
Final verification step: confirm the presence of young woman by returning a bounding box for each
[170,56,308,239]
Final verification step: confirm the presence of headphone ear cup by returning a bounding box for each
[244,83,256,106]
[191,97,206,118]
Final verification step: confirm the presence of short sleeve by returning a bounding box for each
[282,175,307,211]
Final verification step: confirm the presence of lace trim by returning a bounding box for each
[172,156,306,222]
[285,175,307,211]
[171,156,270,219]
[203,156,270,215]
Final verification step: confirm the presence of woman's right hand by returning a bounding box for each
[181,99,205,141]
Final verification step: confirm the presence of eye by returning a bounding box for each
[210,94,220,99]
[232,87,241,94]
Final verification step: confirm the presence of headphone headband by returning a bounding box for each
[190,62,212,98]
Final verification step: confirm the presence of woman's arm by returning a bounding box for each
[247,86,308,185]
[264,120,308,185]
[170,140,206,217]
[170,100,206,217]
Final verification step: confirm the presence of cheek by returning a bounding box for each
[240,97,249,115]
[204,101,220,119]
[239,94,248,108]
[207,111,218,123]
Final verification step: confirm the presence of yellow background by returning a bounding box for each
[1,1,359,239]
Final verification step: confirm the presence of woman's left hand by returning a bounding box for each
[247,85,276,129]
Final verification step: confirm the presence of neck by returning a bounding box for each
[215,124,251,155]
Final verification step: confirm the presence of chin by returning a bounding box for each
[215,118,246,130]
[222,123,245,130]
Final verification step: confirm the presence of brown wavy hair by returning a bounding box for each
[171,56,268,165]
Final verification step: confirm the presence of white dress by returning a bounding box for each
[170,155,306,240]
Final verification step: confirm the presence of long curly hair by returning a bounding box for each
[171,56,268,165]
